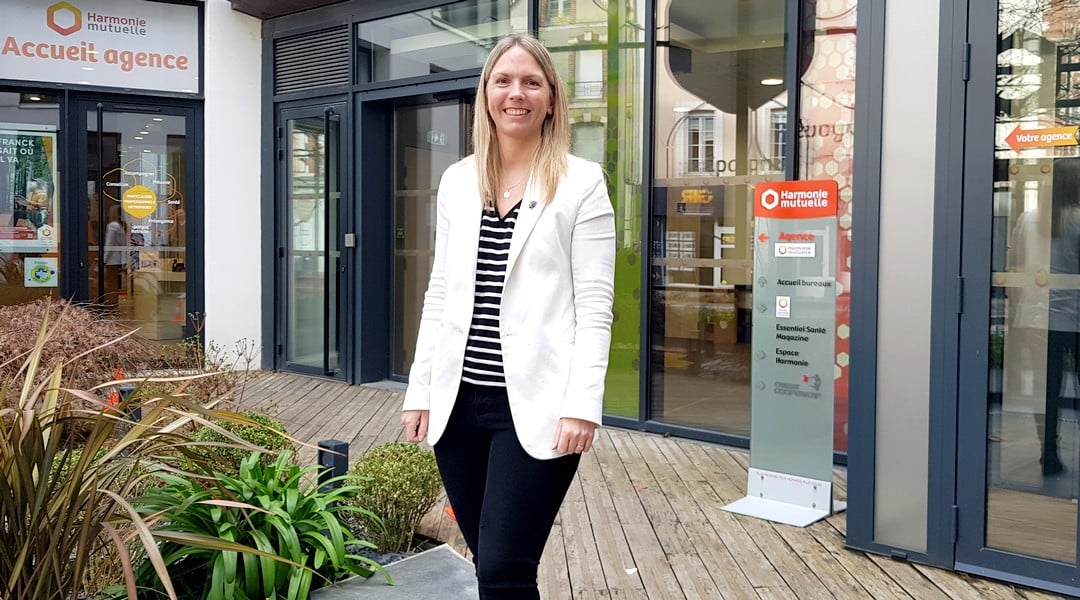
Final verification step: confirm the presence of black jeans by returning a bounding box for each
[434,382,580,600]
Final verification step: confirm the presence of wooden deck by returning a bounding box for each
[236,372,1065,599]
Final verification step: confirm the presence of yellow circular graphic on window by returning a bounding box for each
[122,185,158,218]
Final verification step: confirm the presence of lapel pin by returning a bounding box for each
[528,201,537,209]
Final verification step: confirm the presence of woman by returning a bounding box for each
[400,34,615,599]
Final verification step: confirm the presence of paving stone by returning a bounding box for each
[313,544,477,599]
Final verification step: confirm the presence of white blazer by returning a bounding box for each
[402,154,615,459]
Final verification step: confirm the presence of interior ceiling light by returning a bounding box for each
[761,78,784,86]
[672,106,692,113]
[27,95,41,101]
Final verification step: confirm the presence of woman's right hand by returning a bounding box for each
[401,410,430,443]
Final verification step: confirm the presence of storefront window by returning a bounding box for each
[541,0,645,418]
[987,0,1080,564]
[0,91,60,305]
[357,0,527,83]
[650,0,855,443]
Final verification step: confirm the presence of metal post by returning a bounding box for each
[317,439,349,491]
[118,384,139,421]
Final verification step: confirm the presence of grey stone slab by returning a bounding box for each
[313,544,478,599]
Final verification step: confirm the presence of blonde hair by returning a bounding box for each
[473,34,570,209]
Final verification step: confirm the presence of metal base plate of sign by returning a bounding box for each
[723,467,846,527]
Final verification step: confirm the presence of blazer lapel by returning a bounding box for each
[505,179,544,280]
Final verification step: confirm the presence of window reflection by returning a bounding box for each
[797,0,857,451]
[541,0,645,418]
[650,0,788,435]
[356,0,526,83]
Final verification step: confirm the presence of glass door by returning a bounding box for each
[391,97,472,377]
[80,102,194,342]
[957,0,1080,589]
[279,104,345,377]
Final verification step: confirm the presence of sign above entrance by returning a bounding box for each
[1,1,200,95]
[1004,125,1080,153]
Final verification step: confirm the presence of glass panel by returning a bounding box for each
[797,1,857,452]
[650,0,788,434]
[286,115,339,372]
[393,101,471,376]
[987,0,1080,564]
[541,0,645,419]
[357,0,526,83]
[0,92,60,305]
[88,110,187,342]
[647,0,856,443]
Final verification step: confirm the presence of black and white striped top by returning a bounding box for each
[462,201,521,387]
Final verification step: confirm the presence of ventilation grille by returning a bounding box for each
[274,27,349,95]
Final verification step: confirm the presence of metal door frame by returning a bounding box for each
[71,96,202,339]
[353,76,477,383]
[953,1,1080,594]
[274,99,350,379]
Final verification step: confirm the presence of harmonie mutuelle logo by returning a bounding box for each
[46,2,82,37]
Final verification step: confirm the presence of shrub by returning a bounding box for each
[0,301,259,600]
[0,299,156,410]
[343,443,443,553]
[144,333,261,406]
[133,451,388,599]
[190,411,292,475]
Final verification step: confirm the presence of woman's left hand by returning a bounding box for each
[553,417,597,454]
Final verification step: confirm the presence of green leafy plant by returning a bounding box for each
[133,451,389,599]
[343,443,443,553]
[190,411,293,476]
[0,301,263,600]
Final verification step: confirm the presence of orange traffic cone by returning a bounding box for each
[171,297,185,324]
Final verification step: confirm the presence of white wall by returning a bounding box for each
[873,0,939,552]
[202,0,263,363]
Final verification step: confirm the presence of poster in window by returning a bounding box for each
[0,124,58,252]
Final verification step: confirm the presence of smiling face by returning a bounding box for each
[485,45,554,146]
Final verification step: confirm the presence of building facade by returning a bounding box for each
[4,0,1080,595]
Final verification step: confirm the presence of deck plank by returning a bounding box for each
[538,517,568,599]
[576,448,647,597]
